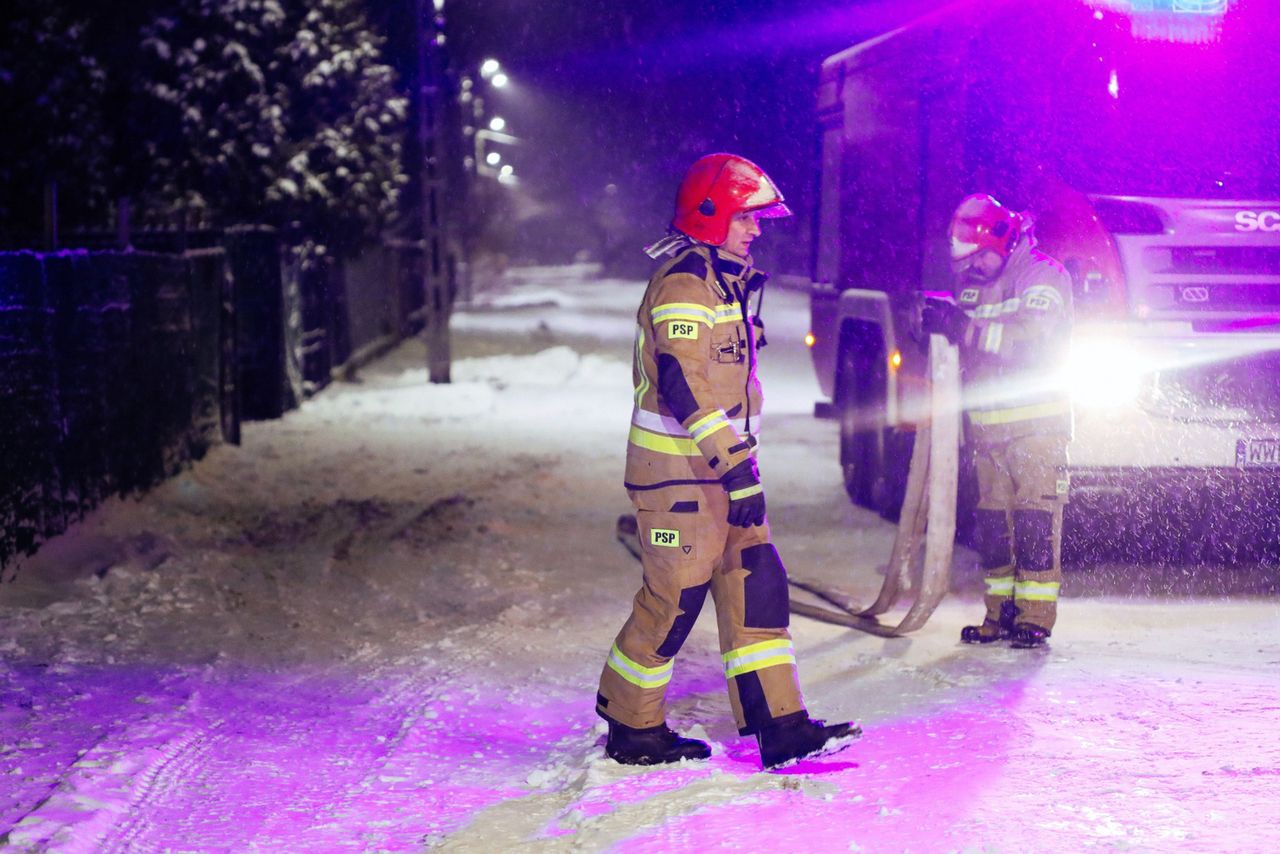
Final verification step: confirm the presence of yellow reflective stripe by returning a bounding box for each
[1015,581,1060,602]
[715,304,743,323]
[973,298,1021,319]
[632,408,752,438]
[984,576,1015,596]
[728,483,763,501]
[633,327,650,408]
[688,410,734,442]
[981,322,1004,354]
[607,643,674,689]
[652,303,715,327]
[969,400,1071,426]
[722,639,796,679]
[629,424,699,456]
[659,313,716,328]
[726,654,795,678]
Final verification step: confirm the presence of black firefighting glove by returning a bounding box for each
[722,458,766,528]
[921,297,968,346]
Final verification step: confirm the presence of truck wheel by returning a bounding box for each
[836,330,889,510]
[955,445,979,545]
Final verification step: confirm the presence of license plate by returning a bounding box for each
[1237,438,1280,468]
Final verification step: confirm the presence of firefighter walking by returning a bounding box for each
[923,194,1074,649]
[596,154,859,769]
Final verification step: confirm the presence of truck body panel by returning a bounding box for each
[811,0,1280,510]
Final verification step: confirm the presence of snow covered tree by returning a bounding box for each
[0,2,111,246]
[138,0,408,257]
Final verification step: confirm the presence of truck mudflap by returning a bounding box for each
[789,335,959,636]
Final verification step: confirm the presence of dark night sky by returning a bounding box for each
[442,0,946,274]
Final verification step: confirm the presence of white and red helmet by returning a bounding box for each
[672,153,791,246]
[949,193,1024,261]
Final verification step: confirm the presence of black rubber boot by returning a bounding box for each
[756,711,861,770]
[961,600,1017,644]
[605,721,711,765]
[1010,623,1050,649]
[960,619,1010,644]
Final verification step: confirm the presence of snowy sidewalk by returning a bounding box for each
[2,265,1279,852]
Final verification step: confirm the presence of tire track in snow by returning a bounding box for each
[3,698,219,853]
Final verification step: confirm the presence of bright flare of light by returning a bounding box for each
[890,349,902,370]
[1063,337,1153,408]
[480,59,501,79]
[489,116,506,132]
[1108,69,1119,99]
[491,72,510,89]
[485,152,501,166]
[804,332,816,348]
[499,164,514,177]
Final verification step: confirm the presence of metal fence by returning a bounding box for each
[0,248,236,570]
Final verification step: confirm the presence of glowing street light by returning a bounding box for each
[486,151,502,166]
[479,58,501,79]
[499,164,513,177]
[491,72,510,89]
[489,116,506,132]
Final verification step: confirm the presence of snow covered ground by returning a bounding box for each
[2,263,1279,852]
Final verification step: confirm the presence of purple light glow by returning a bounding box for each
[1085,0,1235,42]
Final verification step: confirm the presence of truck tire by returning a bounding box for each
[835,325,908,517]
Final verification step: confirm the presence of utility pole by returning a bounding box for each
[415,0,451,383]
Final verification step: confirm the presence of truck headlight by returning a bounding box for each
[1064,338,1154,408]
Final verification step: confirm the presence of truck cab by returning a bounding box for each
[809,0,1280,538]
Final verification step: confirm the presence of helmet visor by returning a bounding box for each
[750,201,792,219]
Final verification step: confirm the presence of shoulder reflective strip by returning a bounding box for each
[607,643,674,688]
[633,328,650,408]
[1023,284,1064,307]
[652,303,715,327]
[715,304,744,323]
[1014,581,1060,602]
[654,312,715,328]
[722,638,796,679]
[968,400,1071,425]
[981,322,1004,354]
[688,410,735,443]
[984,576,1015,595]
[728,483,763,501]
[629,424,700,456]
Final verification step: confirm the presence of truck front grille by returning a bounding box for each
[1146,350,1280,420]
[1146,246,1280,276]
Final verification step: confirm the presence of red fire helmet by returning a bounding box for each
[949,193,1023,261]
[672,154,792,246]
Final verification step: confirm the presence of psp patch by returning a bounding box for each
[667,320,699,340]
[650,528,681,548]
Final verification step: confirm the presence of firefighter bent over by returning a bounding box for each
[923,194,1073,649]
[596,154,859,769]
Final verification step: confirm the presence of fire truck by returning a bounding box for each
[808,0,1280,548]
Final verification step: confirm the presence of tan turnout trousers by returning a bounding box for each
[597,482,804,734]
[972,433,1069,632]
